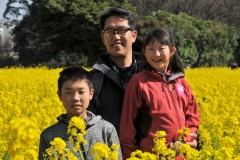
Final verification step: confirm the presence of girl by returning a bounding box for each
[120,28,200,159]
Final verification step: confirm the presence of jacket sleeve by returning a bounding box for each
[38,134,49,160]
[182,78,200,142]
[120,76,142,159]
[108,126,123,160]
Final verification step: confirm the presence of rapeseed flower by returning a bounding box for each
[91,142,111,159]
[1,67,240,159]
[67,117,87,153]
[128,150,157,160]
[4,118,40,159]
[153,131,175,159]
[109,144,120,159]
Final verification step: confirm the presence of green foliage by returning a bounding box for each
[56,51,88,66]
[3,0,136,67]
[33,0,136,66]
[233,40,240,65]
[137,10,239,67]
[4,0,239,68]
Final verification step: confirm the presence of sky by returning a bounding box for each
[0,0,8,20]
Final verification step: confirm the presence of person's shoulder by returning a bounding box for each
[40,121,64,137]
[98,118,113,125]
[96,119,115,129]
[176,76,192,89]
[132,70,151,82]
[133,70,146,77]
[176,75,188,83]
[94,54,110,66]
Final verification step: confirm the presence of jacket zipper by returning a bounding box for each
[168,84,181,129]
[162,84,171,110]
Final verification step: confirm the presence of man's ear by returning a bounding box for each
[101,34,106,45]
[57,90,62,101]
[132,30,137,43]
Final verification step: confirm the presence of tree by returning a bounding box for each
[136,10,238,67]
[32,0,136,66]
[3,0,54,67]
[233,39,240,66]
[3,0,136,67]
[129,0,240,35]
[12,15,58,66]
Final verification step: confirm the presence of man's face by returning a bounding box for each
[58,79,94,119]
[101,16,137,60]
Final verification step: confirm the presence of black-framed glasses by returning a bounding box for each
[102,28,133,37]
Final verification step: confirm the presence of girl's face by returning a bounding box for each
[143,40,176,73]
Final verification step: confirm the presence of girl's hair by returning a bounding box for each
[143,28,184,73]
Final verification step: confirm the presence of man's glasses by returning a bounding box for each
[102,28,133,37]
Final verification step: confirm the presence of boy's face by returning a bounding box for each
[57,79,94,119]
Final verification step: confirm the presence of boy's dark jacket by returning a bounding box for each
[88,39,144,134]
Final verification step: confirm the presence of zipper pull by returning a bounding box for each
[168,85,172,92]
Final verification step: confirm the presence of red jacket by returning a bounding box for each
[120,70,200,159]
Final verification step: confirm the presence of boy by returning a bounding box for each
[38,66,122,160]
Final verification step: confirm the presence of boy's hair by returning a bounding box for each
[99,6,136,31]
[143,28,184,73]
[58,66,93,93]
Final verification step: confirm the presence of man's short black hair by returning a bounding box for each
[99,6,136,31]
[58,66,93,93]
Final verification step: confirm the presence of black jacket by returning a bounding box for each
[88,50,144,135]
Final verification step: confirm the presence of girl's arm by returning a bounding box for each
[183,79,200,142]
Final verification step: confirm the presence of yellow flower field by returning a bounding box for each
[0,67,240,159]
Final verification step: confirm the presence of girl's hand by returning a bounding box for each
[186,133,198,148]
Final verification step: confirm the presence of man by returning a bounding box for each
[88,6,144,134]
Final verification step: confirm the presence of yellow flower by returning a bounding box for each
[178,144,200,160]
[109,144,120,160]
[155,131,167,138]
[152,131,175,159]
[25,149,38,159]
[45,137,70,159]
[68,117,87,134]
[177,127,190,142]
[82,66,93,72]
[111,144,119,151]
[128,150,157,160]
[91,142,111,159]
[129,150,144,158]
[67,116,88,155]
[77,133,88,144]
[50,137,67,151]
[2,67,240,159]
[4,118,40,158]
